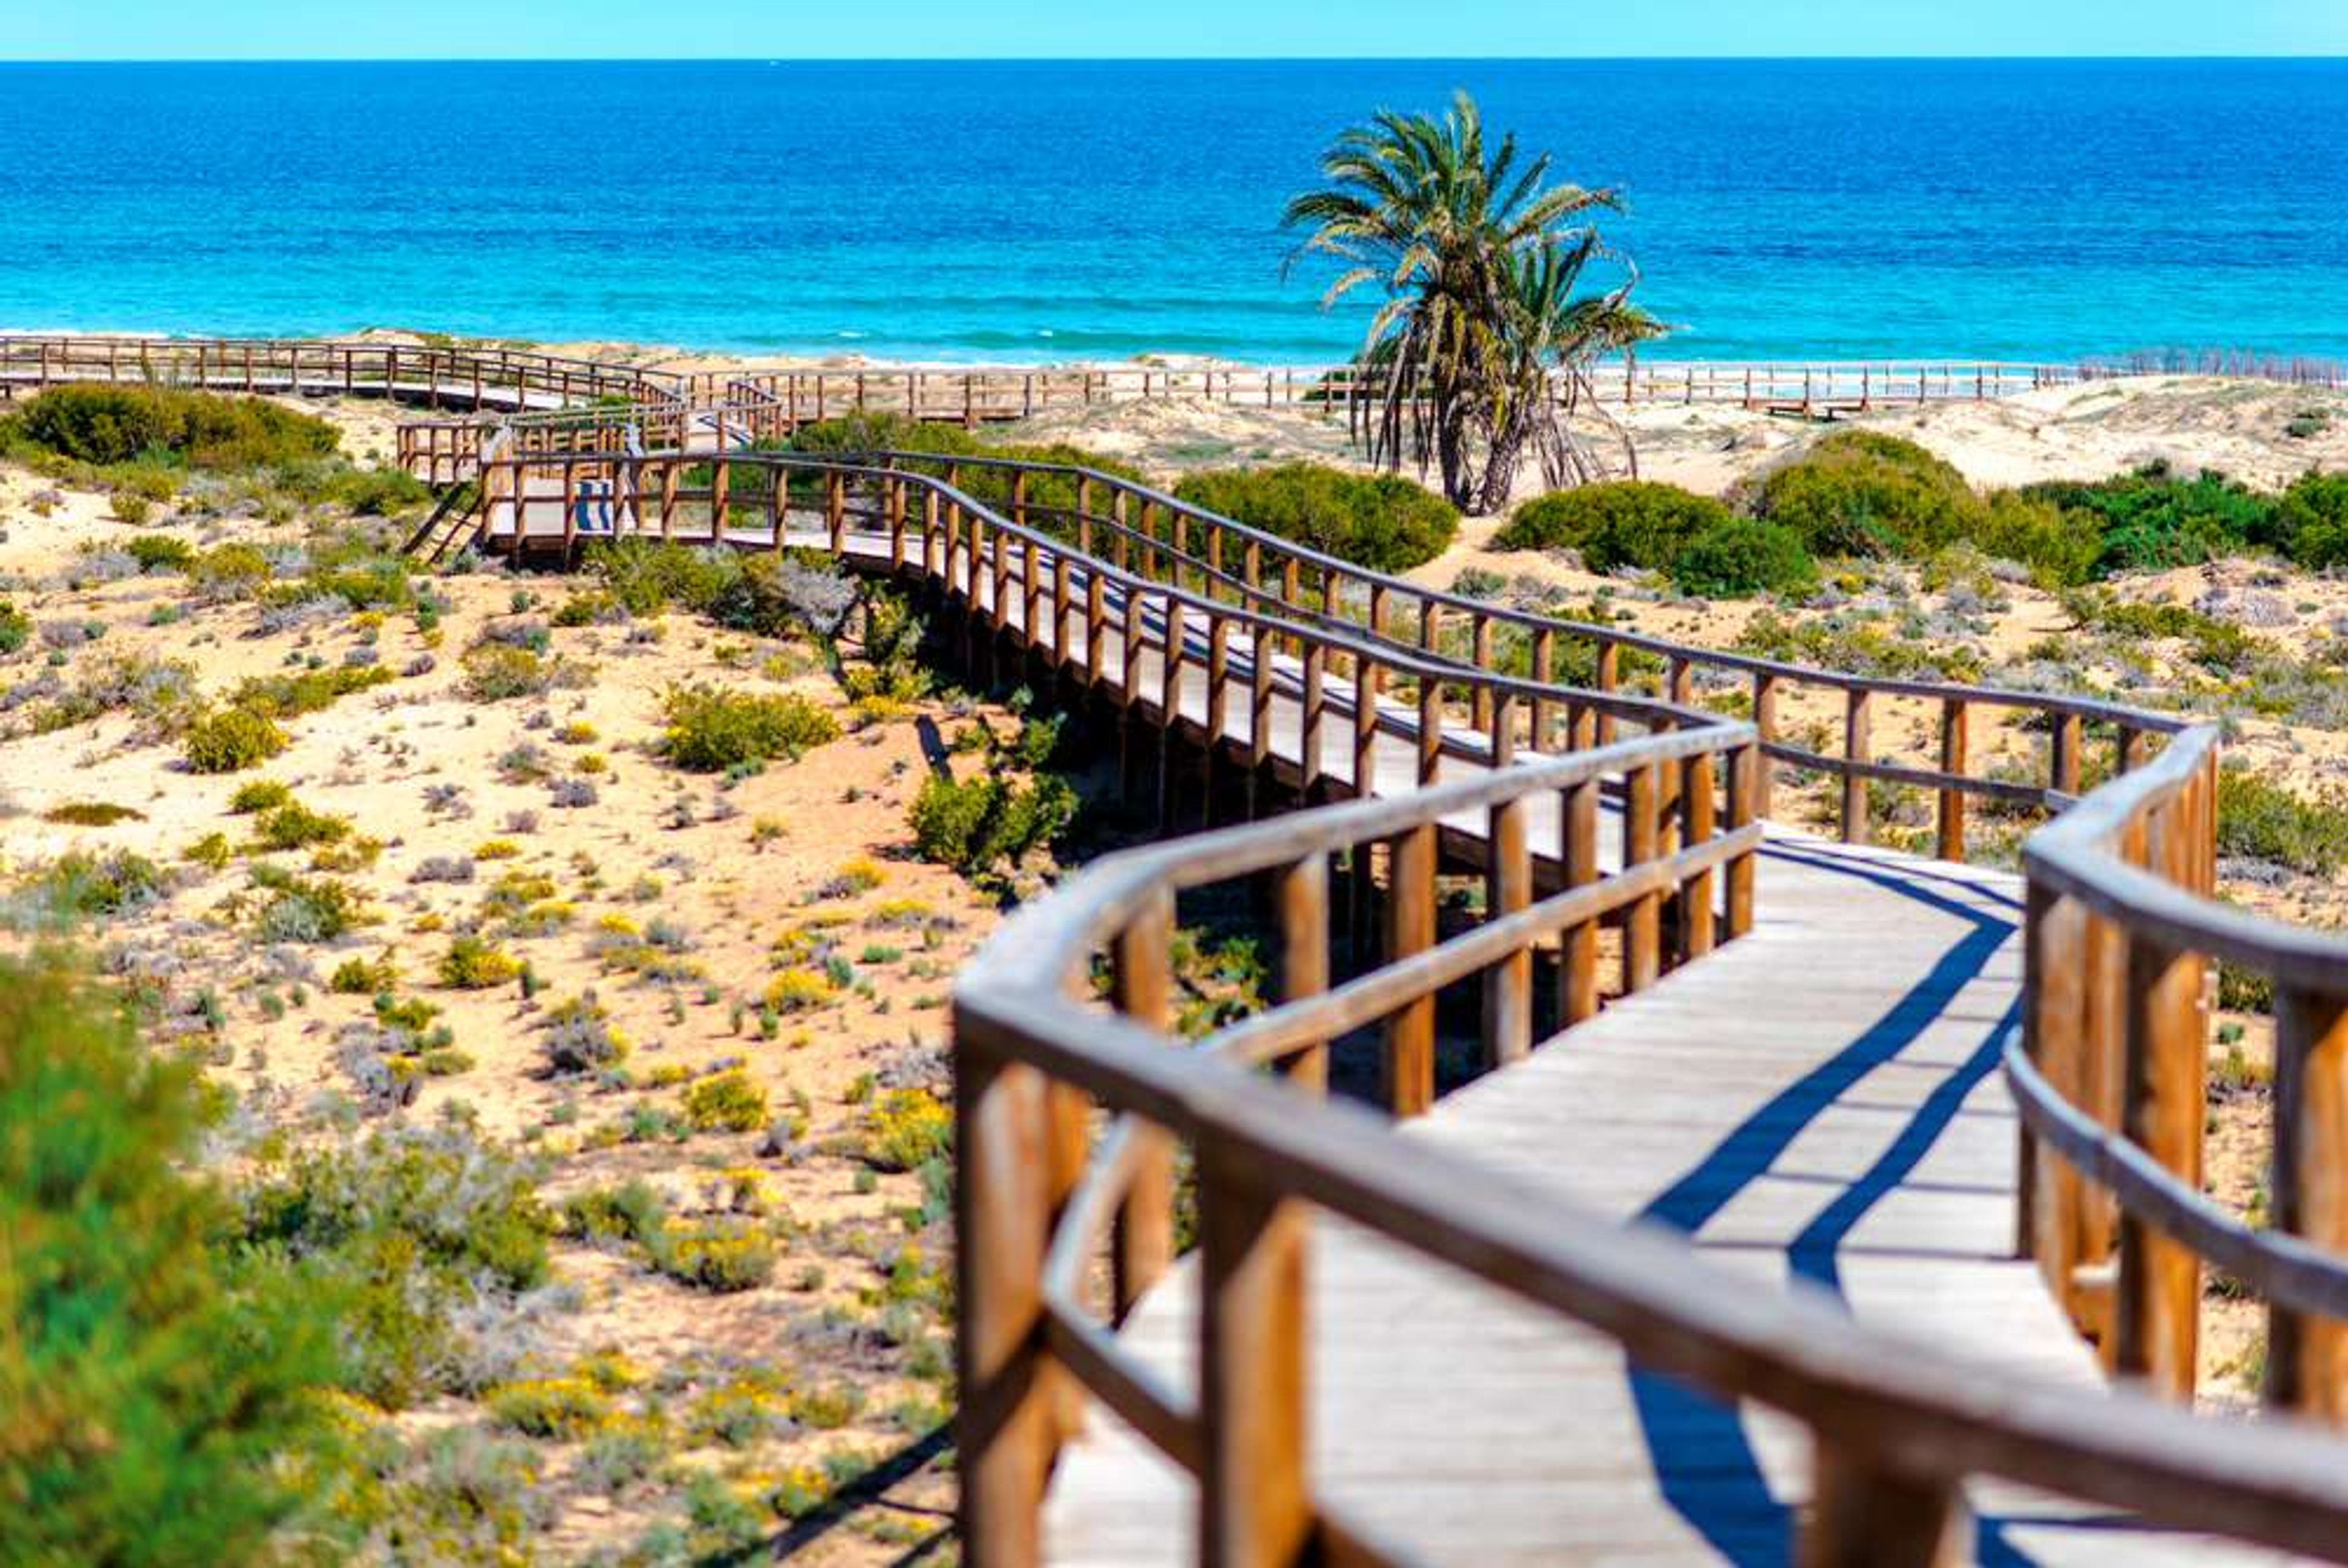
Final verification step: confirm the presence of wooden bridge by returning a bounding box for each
[425,435,2348,1564]
[16,335,2348,1563]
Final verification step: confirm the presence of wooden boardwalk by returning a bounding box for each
[1038,836,2284,1565]
[563,506,2292,1563]
[432,425,2348,1564]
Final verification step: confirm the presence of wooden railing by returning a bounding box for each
[951,732,2348,1566]
[457,433,2188,867]
[855,449,2188,860]
[0,334,676,414]
[469,447,1719,803]
[2014,725,2348,1418]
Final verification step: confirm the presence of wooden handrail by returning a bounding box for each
[2018,724,2348,1421]
[953,737,2348,1566]
[857,446,2185,860]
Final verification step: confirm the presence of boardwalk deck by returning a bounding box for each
[1038,838,2288,1566]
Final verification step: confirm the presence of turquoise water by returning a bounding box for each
[2,59,2345,364]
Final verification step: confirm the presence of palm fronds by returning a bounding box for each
[1285,90,1659,512]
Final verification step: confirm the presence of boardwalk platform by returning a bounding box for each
[1039,837,2286,1566]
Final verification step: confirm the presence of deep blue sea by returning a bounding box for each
[1,59,2344,364]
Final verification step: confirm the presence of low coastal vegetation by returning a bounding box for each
[1173,460,1460,572]
[0,387,1009,1559]
[1493,430,2348,603]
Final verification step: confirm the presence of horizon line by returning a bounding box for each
[4,53,2346,65]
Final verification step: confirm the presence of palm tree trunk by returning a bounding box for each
[1475,414,1529,515]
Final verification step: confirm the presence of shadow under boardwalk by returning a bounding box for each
[1039,834,2295,1567]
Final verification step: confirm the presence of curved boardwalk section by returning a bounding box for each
[1039,836,2257,1564]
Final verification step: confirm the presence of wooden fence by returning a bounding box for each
[2014,727,2348,1419]
[0,334,676,414]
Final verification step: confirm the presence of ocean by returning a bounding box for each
[1,58,2344,364]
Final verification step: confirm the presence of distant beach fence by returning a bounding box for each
[5,336,2346,464]
[696,359,2100,426]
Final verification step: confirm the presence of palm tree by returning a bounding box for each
[1284,91,1652,512]
[1485,237,1670,509]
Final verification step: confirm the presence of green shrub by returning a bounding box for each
[1754,431,1979,558]
[583,539,746,618]
[0,602,28,654]
[2061,591,2259,674]
[7,383,338,468]
[1669,515,1818,598]
[2216,767,2348,877]
[228,778,294,814]
[186,543,273,601]
[126,534,197,573]
[439,935,522,990]
[21,848,169,921]
[40,800,144,827]
[2023,462,2272,575]
[1496,481,1731,573]
[682,1069,769,1133]
[556,1179,668,1248]
[908,770,1076,880]
[1173,462,1459,572]
[654,1219,777,1294]
[861,1088,952,1173]
[234,1122,552,1408]
[1735,609,1983,683]
[183,706,289,773]
[2273,470,2348,571]
[250,867,368,943]
[328,466,432,517]
[659,683,840,771]
[1970,490,2102,587]
[230,664,394,720]
[329,954,399,995]
[251,800,352,853]
[0,954,338,1561]
[458,643,569,702]
[485,1377,610,1440]
[785,411,981,462]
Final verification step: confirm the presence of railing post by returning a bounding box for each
[827,468,846,553]
[1937,698,1968,863]
[1560,773,1602,1025]
[1483,693,1532,1069]
[2053,712,2083,797]
[1803,1441,1967,1568]
[1112,891,1177,1319]
[1594,644,1619,745]
[1676,749,1718,963]
[1530,627,1557,748]
[1285,640,1319,797]
[1383,820,1437,1118]
[1726,737,1759,938]
[1276,853,1331,1093]
[2270,984,2348,1421]
[1840,688,1872,845]
[953,1038,1058,1565]
[1197,1144,1313,1568]
[1624,762,1662,993]
[1751,672,1778,821]
[2114,802,2207,1400]
[1159,602,1186,828]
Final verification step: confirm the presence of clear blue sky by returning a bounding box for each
[2,0,2344,60]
